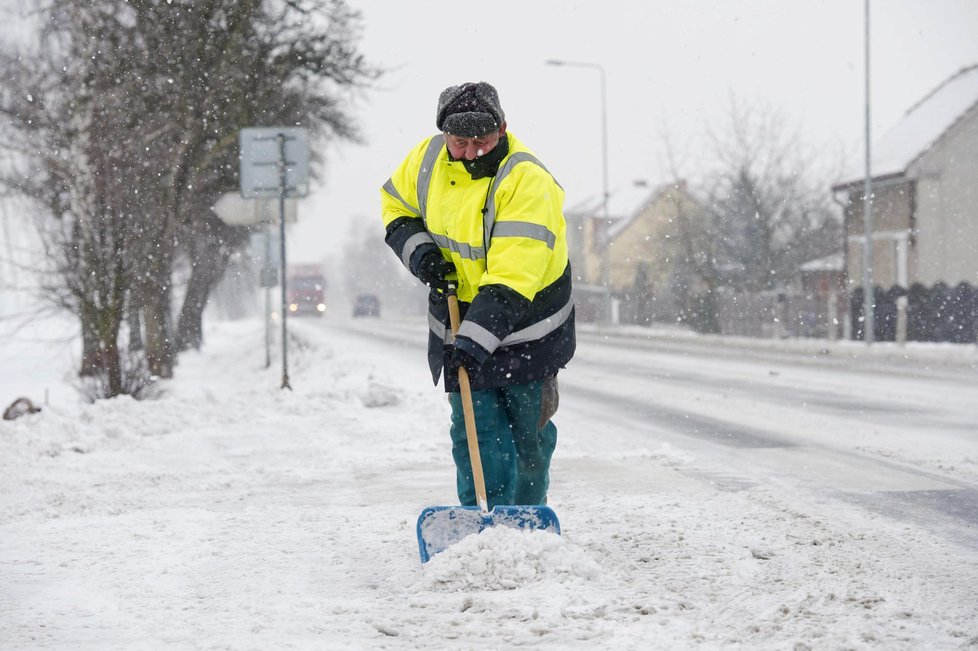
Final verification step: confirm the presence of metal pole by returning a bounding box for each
[596,66,609,223]
[264,224,272,369]
[277,133,292,389]
[596,65,613,325]
[861,0,875,343]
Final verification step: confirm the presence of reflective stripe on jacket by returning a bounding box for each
[381,132,576,390]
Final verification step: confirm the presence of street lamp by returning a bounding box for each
[545,59,613,322]
[545,60,609,223]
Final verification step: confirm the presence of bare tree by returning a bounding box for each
[0,5,157,396]
[118,0,378,371]
[702,96,842,292]
[0,0,378,393]
[655,96,843,333]
[657,129,722,332]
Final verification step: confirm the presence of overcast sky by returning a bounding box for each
[4,1,976,266]
[289,0,978,265]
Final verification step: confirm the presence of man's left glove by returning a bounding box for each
[414,250,454,291]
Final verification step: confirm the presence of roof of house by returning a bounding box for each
[835,64,978,189]
[565,183,656,221]
[799,252,844,272]
[605,186,664,242]
[566,182,686,246]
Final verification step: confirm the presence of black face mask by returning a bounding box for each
[448,134,510,180]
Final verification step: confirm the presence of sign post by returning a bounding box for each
[214,193,297,371]
[239,127,310,389]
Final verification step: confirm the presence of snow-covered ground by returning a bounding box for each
[1,309,977,650]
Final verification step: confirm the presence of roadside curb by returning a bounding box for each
[577,323,978,369]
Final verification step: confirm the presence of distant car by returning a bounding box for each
[353,294,380,318]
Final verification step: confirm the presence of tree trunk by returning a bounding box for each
[80,317,102,377]
[98,329,124,397]
[176,272,209,352]
[79,308,125,396]
[127,302,143,351]
[176,247,231,351]
[142,281,175,379]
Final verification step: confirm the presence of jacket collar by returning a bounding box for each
[446,133,510,180]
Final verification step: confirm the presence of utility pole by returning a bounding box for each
[239,126,309,388]
[862,0,875,343]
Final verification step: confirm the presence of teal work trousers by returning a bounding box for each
[448,379,557,508]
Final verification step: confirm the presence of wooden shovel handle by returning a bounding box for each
[447,285,489,513]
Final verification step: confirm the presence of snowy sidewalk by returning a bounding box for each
[2,316,976,649]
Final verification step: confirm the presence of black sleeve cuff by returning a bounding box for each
[385,216,430,263]
[453,334,490,366]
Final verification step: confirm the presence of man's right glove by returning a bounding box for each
[448,345,482,377]
[449,334,489,377]
[414,250,454,291]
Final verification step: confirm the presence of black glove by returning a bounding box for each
[449,346,482,376]
[415,250,454,291]
[449,335,488,376]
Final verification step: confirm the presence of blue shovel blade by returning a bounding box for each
[416,505,560,563]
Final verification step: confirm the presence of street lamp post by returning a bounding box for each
[861,0,875,343]
[545,59,613,322]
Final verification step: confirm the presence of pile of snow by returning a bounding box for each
[420,526,601,591]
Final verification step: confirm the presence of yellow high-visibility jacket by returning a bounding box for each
[381,132,575,390]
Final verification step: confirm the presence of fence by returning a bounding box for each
[850,282,978,343]
[597,287,840,339]
[712,290,837,339]
[576,281,978,344]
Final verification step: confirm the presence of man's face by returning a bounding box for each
[444,127,505,161]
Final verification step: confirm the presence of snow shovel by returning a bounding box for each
[416,284,560,563]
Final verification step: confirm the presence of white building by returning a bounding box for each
[832,64,978,289]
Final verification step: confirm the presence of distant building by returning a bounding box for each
[832,64,978,290]
[566,181,706,324]
[798,252,845,297]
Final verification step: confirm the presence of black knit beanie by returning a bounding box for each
[436,82,505,137]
